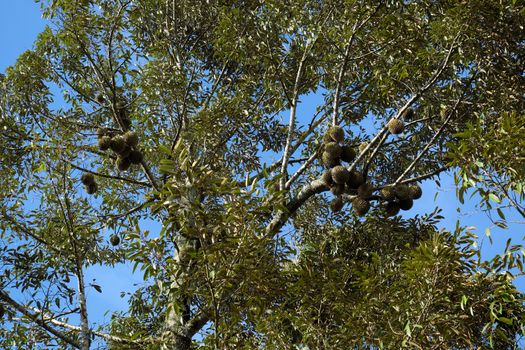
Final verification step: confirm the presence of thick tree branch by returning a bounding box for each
[0,289,81,349]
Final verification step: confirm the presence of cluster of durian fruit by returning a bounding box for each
[378,183,422,216]
[97,128,143,171]
[320,124,422,217]
[320,125,371,216]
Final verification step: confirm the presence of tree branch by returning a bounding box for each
[0,289,81,349]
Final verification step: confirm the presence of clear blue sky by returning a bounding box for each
[1,0,523,335]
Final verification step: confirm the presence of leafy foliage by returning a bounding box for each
[0,0,524,349]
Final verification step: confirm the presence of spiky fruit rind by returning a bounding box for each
[321,171,334,186]
[347,171,364,189]
[324,142,342,158]
[340,145,356,163]
[322,133,333,144]
[98,136,111,151]
[357,183,374,199]
[110,136,126,154]
[96,127,108,138]
[380,186,396,201]
[86,182,98,195]
[399,199,414,211]
[109,235,120,246]
[116,157,131,172]
[123,131,139,147]
[331,165,350,184]
[385,201,400,217]
[402,107,415,120]
[330,196,344,213]
[128,150,143,165]
[409,185,422,199]
[80,172,95,185]
[388,119,404,135]
[117,145,131,158]
[330,183,345,196]
[322,152,340,168]
[395,184,411,200]
[328,126,345,143]
[352,198,370,216]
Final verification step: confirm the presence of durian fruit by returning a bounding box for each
[402,107,415,120]
[110,135,127,154]
[123,131,138,148]
[324,142,342,158]
[347,170,364,189]
[117,145,132,158]
[98,136,111,151]
[352,197,370,216]
[323,133,333,144]
[122,117,132,129]
[380,186,396,201]
[385,201,400,217]
[109,234,120,246]
[96,127,108,138]
[80,172,95,186]
[116,156,131,172]
[357,183,374,199]
[86,182,98,195]
[328,126,345,143]
[409,184,423,200]
[358,142,368,153]
[387,119,404,134]
[399,199,413,211]
[331,165,350,184]
[322,152,340,168]
[330,183,345,196]
[330,196,344,213]
[128,150,144,165]
[321,170,334,186]
[340,145,356,163]
[394,184,411,200]
[96,94,105,104]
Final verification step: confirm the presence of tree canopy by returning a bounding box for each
[0,0,524,349]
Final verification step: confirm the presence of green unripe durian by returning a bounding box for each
[387,119,404,135]
[330,196,344,213]
[110,136,127,154]
[340,145,356,163]
[324,142,342,158]
[347,171,364,189]
[80,172,95,186]
[357,183,374,199]
[399,199,414,211]
[86,182,98,195]
[322,152,340,168]
[116,156,131,172]
[330,183,346,196]
[409,184,422,199]
[321,171,334,186]
[98,136,111,151]
[123,131,139,148]
[328,126,345,143]
[352,198,370,216]
[109,234,120,246]
[380,186,396,201]
[385,201,400,217]
[128,150,143,165]
[394,184,411,200]
[331,165,350,184]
